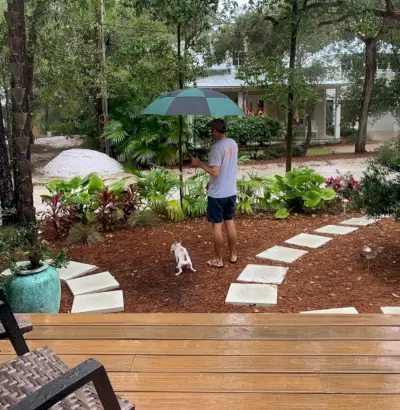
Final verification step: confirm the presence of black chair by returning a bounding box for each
[0,291,134,410]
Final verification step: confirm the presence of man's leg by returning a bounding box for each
[224,219,238,263]
[223,195,238,263]
[211,223,224,267]
[207,197,224,268]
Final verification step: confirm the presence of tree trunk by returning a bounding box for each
[302,105,315,156]
[7,0,36,224]
[286,0,299,172]
[356,38,378,153]
[0,98,14,222]
[177,23,184,208]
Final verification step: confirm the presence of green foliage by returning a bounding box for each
[266,168,337,218]
[0,224,68,273]
[183,172,209,218]
[68,222,104,246]
[236,172,271,214]
[360,137,400,219]
[262,144,304,160]
[128,210,164,228]
[132,168,184,221]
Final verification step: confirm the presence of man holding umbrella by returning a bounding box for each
[192,119,238,269]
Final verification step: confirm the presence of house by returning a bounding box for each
[195,39,398,144]
[195,59,345,145]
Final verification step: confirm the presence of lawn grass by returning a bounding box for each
[306,148,333,157]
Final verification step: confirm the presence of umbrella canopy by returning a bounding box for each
[142,88,245,117]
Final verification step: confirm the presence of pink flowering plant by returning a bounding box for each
[325,172,361,200]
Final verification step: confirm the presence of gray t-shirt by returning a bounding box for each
[208,138,238,199]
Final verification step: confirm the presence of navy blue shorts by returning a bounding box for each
[207,195,237,223]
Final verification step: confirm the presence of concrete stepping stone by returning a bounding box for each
[315,225,358,235]
[72,290,124,313]
[380,307,400,314]
[301,307,359,314]
[257,246,307,263]
[340,217,380,227]
[237,265,288,285]
[66,271,119,296]
[225,283,277,307]
[57,261,97,281]
[285,233,332,249]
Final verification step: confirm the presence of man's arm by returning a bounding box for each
[196,160,220,177]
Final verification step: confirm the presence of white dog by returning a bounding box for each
[171,242,196,276]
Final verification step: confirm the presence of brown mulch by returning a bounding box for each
[59,214,400,314]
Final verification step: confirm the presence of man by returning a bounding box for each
[192,119,238,268]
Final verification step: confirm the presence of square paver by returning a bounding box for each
[66,271,119,296]
[315,225,358,235]
[237,265,288,285]
[380,307,400,314]
[285,233,333,249]
[340,217,380,227]
[257,246,308,264]
[71,290,124,313]
[57,261,97,281]
[300,307,359,314]
[225,283,277,306]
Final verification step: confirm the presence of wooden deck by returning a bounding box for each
[2,314,400,409]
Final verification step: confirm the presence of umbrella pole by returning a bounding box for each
[179,115,184,208]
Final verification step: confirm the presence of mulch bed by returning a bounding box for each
[59,214,400,313]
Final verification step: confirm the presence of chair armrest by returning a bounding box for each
[11,359,121,410]
[0,298,29,356]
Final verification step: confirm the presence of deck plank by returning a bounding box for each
[109,372,325,393]
[131,355,400,373]
[118,393,400,410]
[320,374,400,393]
[0,339,398,356]
[24,313,400,326]
[25,325,400,340]
[0,354,134,372]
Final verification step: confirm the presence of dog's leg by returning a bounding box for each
[189,262,196,272]
[176,263,183,276]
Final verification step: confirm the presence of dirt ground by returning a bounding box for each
[57,215,400,314]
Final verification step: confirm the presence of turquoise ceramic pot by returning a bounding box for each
[6,263,61,313]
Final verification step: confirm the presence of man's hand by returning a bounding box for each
[191,157,201,168]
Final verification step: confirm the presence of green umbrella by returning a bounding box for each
[143,88,245,117]
[142,88,244,207]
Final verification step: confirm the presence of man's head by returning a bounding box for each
[208,119,227,140]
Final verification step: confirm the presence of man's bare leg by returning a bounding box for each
[224,219,238,263]
[208,223,224,267]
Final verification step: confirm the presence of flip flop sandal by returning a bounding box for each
[207,260,224,269]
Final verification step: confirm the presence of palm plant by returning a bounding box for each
[129,168,184,221]
[236,172,271,214]
[182,172,208,217]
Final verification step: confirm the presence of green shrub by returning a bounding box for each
[68,223,104,246]
[192,116,283,148]
[359,137,400,219]
[262,144,303,160]
[128,210,164,228]
[265,168,337,219]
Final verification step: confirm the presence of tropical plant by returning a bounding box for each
[182,172,209,218]
[40,194,75,238]
[267,168,337,219]
[359,137,400,219]
[236,172,271,214]
[131,168,184,221]
[128,210,164,228]
[68,222,104,246]
[325,172,361,200]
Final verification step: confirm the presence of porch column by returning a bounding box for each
[335,87,341,139]
[238,91,244,110]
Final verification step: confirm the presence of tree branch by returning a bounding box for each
[318,14,350,27]
[305,1,344,12]
[372,0,400,22]
[264,15,279,25]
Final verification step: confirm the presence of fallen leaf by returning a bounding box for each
[393,293,400,298]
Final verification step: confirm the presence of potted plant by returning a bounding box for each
[0,223,67,313]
